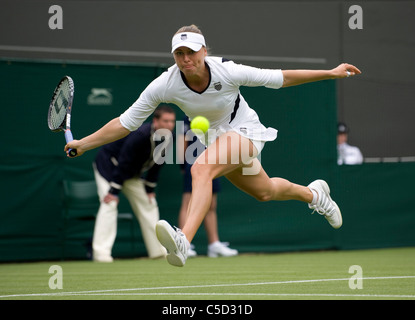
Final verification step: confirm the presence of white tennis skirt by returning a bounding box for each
[204,102,278,155]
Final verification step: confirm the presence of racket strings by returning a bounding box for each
[49,79,71,131]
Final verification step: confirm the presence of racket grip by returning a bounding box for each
[64,130,78,157]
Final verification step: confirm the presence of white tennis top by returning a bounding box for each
[120,56,284,145]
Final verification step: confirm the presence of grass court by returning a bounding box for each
[1,247,414,301]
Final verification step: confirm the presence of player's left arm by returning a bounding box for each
[282,63,361,87]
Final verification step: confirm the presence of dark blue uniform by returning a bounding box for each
[95,122,167,195]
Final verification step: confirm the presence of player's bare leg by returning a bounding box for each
[203,194,219,244]
[156,132,244,266]
[225,158,341,228]
[178,192,191,230]
[182,132,247,242]
[225,162,313,203]
[156,132,341,266]
[179,192,220,243]
[179,192,235,257]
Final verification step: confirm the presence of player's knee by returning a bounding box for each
[191,163,213,181]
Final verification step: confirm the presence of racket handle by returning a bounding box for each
[64,130,78,157]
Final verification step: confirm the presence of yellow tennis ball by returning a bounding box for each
[190,116,210,134]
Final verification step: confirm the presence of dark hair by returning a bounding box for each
[153,104,175,119]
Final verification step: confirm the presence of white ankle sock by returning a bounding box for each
[309,188,318,205]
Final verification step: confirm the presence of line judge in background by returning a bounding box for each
[92,105,175,262]
[337,122,363,165]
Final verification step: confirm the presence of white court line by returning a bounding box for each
[59,292,415,299]
[1,275,414,299]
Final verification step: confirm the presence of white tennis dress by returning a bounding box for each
[120,56,284,150]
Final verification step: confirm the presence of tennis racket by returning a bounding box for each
[47,76,77,157]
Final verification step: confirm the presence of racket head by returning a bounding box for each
[48,76,74,132]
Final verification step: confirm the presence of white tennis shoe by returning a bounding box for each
[308,180,343,229]
[208,241,238,258]
[156,220,189,267]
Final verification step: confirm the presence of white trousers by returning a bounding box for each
[92,166,166,259]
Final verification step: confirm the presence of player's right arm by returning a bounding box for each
[65,72,167,157]
[64,117,130,157]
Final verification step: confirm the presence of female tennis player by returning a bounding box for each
[65,25,361,267]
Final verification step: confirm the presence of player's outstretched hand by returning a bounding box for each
[64,140,84,157]
[332,63,362,79]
